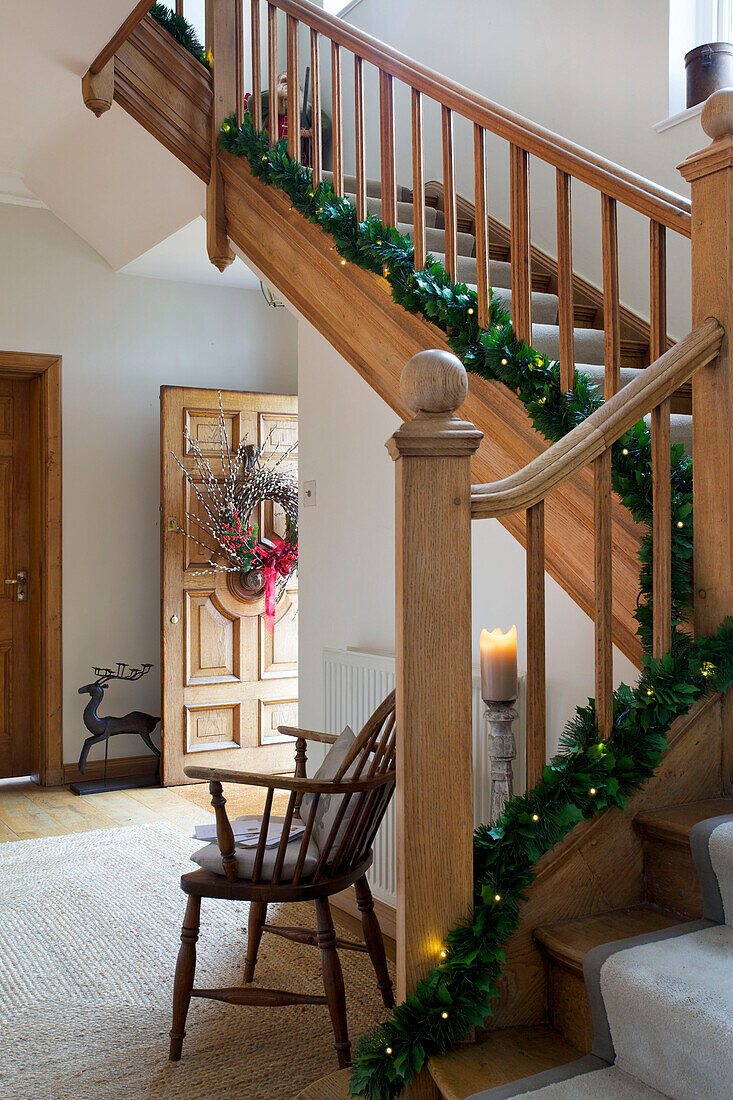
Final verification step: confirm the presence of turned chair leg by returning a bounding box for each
[244,900,268,983]
[315,898,351,1068]
[169,894,201,1061]
[355,875,395,1008]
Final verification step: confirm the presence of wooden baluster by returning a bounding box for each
[509,144,532,346]
[411,88,426,272]
[601,193,621,398]
[441,106,457,281]
[679,90,733,793]
[556,169,575,394]
[286,14,300,159]
[331,42,343,196]
[388,350,481,1099]
[594,449,613,740]
[474,124,490,330]
[526,500,546,788]
[234,0,244,126]
[354,56,367,220]
[176,0,184,13]
[310,29,321,186]
[650,220,671,658]
[250,0,262,130]
[205,0,236,271]
[209,780,238,882]
[379,69,397,228]
[267,2,277,148]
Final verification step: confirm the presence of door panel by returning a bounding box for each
[161,387,298,785]
[0,379,32,779]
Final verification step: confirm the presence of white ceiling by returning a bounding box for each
[0,0,224,278]
[120,216,259,288]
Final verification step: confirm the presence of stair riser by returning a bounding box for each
[642,837,703,918]
[546,960,595,1053]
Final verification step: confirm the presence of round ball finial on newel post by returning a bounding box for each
[400,348,469,417]
[388,349,479,460]
[701,87,733,141]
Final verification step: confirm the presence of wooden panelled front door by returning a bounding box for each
[0,379,32,779]
[160,387,298,786]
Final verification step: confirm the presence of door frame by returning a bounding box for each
[0,352,62,785]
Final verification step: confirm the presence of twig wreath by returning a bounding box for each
[172,392,297,631]
[145,15,733,1095]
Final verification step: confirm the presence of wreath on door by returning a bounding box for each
[172,393,298,632]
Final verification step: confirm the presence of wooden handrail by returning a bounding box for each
[470,318,723,519]
[265,0,691,235]
[89,0,154,74]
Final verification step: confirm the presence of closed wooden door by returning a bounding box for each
[0,379,32,779]
[160,387,298,786]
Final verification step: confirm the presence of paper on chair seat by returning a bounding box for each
[194,815,306,849]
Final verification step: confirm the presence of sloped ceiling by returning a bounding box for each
[0,0,215,271]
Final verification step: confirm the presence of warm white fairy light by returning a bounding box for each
[532,813,539,822]
[494,893,501,902]
[589,787,597,796]
[441,1011,449,1019]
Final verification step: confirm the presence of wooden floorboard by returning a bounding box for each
[0,780,213,841]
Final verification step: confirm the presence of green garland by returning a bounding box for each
[216,114,733,1099]
[149,4,210,68]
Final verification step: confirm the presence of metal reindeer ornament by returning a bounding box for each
[70,663,161,795]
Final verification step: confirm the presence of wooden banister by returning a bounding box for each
[258,0,691,235]
[89,0,153,75]
[472,315,722,758]
[470,318,723,518]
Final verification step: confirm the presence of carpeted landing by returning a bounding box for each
[0,822,392,1100]
[468,816,733,1100]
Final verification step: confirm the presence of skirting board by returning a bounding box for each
[62,754,159,786]
[331,886,397,944]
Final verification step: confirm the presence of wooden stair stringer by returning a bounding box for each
[221,153,645,666]
[480,691,723,1032]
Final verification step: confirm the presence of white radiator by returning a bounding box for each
[323,648,526,909]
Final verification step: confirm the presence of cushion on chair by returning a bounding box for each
[299,725,361,856]
[190,815,320,882]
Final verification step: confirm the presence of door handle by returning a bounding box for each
[5,571,27,601]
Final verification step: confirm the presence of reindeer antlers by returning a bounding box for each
[92,662,154,685]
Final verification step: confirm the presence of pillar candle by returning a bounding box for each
[480,625,518,702]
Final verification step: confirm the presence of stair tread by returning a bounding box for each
[635,798,733,845]
[534,905,682,972]
[295,1069,351,1100]
[428,1025,581,1100]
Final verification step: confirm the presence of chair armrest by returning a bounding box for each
[277,725,338,744]
[184,765,394,794]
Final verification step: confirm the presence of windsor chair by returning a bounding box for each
[169,690,396,1068]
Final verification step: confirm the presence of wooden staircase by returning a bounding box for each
[296,791,733,1100]
[82,5,733,1099]
[83,9,689,668]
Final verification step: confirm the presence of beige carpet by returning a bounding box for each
[0,822,391,1099]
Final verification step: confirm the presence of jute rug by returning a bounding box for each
[0,823,392,1099]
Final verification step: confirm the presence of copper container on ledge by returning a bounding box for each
[685,42,733,109]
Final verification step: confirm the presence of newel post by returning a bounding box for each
[679,90,733,791]
[205,0,240,271]
[387,351,482,1099]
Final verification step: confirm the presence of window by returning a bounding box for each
[667,0,733,118]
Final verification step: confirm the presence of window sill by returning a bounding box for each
[653,102,703,133]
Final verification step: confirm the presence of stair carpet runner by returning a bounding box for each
[467,813,733,1100]
[322,170,692,454]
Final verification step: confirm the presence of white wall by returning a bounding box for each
[298,321,637,759]
[0,203,298,766]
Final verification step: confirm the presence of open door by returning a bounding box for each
[160,386,298,786]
